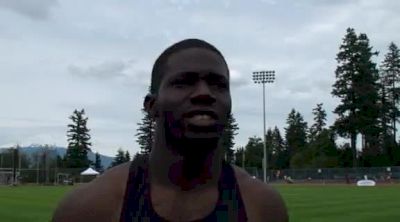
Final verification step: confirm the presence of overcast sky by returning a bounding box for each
[1,0,399,156]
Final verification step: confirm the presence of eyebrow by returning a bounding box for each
[174,71,228,81]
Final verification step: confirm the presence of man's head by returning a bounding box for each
[145,39,232,153]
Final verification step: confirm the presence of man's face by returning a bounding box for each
[156,47,231,140]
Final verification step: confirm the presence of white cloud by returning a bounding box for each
[1,0,400,156]
[0,0,58,20]
[68,60,133,80]
[230,69,251,88]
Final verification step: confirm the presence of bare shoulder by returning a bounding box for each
[233,166,288,222]
[52,162,131,222]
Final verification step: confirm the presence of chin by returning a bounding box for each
[184,131,221,139]
[172,133,221,159]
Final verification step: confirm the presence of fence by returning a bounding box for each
[2,166,400,185]
[0,168,89,185]
[244,166,400,184]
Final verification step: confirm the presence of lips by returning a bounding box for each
[184,110,218,119]
[183,110,218,127]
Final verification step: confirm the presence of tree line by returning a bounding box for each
[136,27,400,169]
[234,28,400,169]
[4,27,398,172]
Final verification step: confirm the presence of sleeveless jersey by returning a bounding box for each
[119,156,248,222]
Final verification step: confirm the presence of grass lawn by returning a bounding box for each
[0,185,73,222]
[0,184,399,222]
[276,184,400,222]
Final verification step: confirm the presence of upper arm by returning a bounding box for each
[52,185,121,222]
[234,166,288,222]
[52,184,94,222]
[245,182,288,222]
[52,163,131,222]
[257,185,288,222]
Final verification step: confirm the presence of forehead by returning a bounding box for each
[165,47,228,78]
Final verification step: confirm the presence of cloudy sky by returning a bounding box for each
[1,0,399,156]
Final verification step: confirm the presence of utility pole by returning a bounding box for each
[18,145,21,185]
[36,152,40,184]
[54,147,58,185]
[242,147,245,169]
[252,70,275,183]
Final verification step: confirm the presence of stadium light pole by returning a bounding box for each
[252,70,275,183]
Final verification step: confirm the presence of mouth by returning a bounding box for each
[183,110,218,127]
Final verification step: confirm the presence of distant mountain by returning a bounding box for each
[0,145,113,169]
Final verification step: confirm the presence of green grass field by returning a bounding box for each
[0,184,399,222]
[276,185,400,222]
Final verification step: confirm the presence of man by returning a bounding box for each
[52,39,288,222]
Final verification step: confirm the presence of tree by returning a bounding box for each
[380,42,400,164]
[124,150,131,162]
[110,148,128,167]
[132,152,142,162]
[310,128,339,168]
[309,103,327,142]
[285,109,308,164]
[354,33,381,166]
[243,136,263,169]
[222,113,239,163]
[94,152,103,172]
[306,104,339,168]
[135,109,154,155]
[337,143,353,168]
[332,28,359,167]
[56,155,64,169]
[265,128,274,169]
[377,68,397,166]
[0,147,30,169]
[65,109,92,168]
[271,127,288,169]
[332,28,380,167]
[234,146,245,168]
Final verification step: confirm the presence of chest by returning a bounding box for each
[150,184,219,221]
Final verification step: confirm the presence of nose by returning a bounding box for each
[190,81,216,105]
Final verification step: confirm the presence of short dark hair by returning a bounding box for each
[150,39,228,94]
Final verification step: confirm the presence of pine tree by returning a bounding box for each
[56,155,64,169]
[337,143,353,168]
[310,128,339,168]
[94,152,103,172]
[356,33,381,165]
[132,152,141,162]
[332,28,359,167]
[284,109,309,168]
[307,103,338,167]
[234,146,245,167]
[271,126,288,169]
[244,136,264,169]
[265,128,274,169]
[124,150,131,162]
[135,109,154,155]
[65,109,92,168]
[110,148,127,167]
[285,109,308,157]
[378,68,396,166]
[309,103,327,142]
[332,28,380,167]
[380,42,400,164]
[222,113,239,163]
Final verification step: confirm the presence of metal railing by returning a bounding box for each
[244,166,400,184]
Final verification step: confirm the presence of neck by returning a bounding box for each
[149,130,223,191]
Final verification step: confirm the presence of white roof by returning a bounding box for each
[80,167,100,175]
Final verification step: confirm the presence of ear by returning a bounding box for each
[144,94,158,118]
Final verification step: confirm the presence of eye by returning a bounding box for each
[217,82,228,89]
[206,73,229,90]
[208,79,228,90]
[171,78,193,88]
